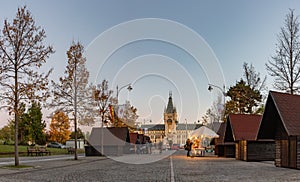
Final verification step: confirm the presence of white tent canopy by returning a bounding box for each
[190,126,219,139]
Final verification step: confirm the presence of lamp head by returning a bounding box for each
[127,85,133,91]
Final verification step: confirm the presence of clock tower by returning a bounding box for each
[164,92,178,144]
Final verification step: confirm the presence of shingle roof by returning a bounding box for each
[269,91,300,136]
[176,123,202,130]
[141,124,165,131]
[216,122,226,144]
[227,114,262,141]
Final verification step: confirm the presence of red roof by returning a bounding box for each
[270,91,300,136]
[216,122,226,144]
[228,114,262,141]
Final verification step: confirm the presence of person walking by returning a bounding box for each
[158,141,163,154]
[135,138,141,154]
[185,138,193,157]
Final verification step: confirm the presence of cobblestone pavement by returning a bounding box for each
[0,150,300,181]
[172,153,300,182]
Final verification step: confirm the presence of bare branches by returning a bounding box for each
[0,6,54,166]
[243,62,267,92]
[266,9,300,94]
[50,41,92,126]
[0,6,54,107]
[93,80,116,126]
[50,41,91,160]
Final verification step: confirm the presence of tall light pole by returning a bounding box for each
[208,84,226,104]
[208,84,226,124]
[185,118,188,140]
[116,83,133,104]
[115,83,133,130]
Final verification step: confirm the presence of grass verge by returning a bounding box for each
[0,144,85,157]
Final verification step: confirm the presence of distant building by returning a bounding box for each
[138,92,202,145]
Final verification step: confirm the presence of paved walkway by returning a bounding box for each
[0,154,87,175]
[0,151,299,181]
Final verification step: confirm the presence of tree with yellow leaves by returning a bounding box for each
[49,111,71,144]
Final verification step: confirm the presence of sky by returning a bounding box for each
[0,0,300,129]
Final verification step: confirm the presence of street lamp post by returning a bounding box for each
[115,83,133,130]
[98,117,104,155]
[208,84,226,104]
[185,118,188,139]
[208,84,226,124]
[116,83,133,104]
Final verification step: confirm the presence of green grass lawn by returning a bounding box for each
[0,144,28,153]
[0,144,85,157]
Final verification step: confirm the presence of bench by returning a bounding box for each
[67,147,75,154]
[27,146,51,156]
[38,146,51,156]
[27,147,39,156]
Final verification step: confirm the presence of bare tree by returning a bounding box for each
[243,62,267,92]
[114,100,138,131]
[243,62,267,113]
[93,80,116,127]
[0,6,54,166]
[203,94,223,130]
[266,9,300,94]
[51,41,90,160]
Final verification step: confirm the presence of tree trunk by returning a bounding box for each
[14,66,19,166]
[74,60,78,160]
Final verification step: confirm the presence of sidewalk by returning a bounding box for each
[0,154,83,165]
[0,154,103,175]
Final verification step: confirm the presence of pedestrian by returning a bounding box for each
[158,141,163,154]
[135,138,141,154]
[185,138,193,157]
[141,139,146,154]
[148,140,152,154]
[145,139,151,154]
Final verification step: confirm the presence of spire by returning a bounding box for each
[166,91,174,113]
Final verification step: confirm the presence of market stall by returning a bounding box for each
[189,126,219,156]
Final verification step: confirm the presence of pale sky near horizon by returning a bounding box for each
[0,0,300,129]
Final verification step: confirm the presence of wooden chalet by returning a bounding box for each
[226,114,274,161]
[257,91,300,169]
[215,122,236,158]
[86,127,131,156]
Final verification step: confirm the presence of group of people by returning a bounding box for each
[135,137,153,154]
[134,137,195,156]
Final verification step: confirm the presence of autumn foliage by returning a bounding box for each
[49,111,71,144]
[0,6,54,166]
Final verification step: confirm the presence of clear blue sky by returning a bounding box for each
[0,0,300,128]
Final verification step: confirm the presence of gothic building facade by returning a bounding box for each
[164,92,178,144]
[138,92,202,145]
